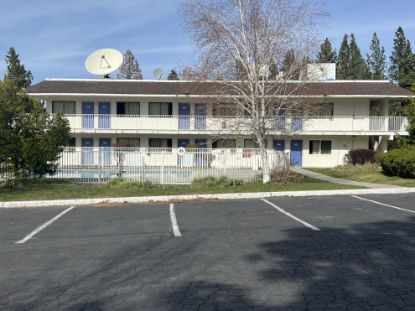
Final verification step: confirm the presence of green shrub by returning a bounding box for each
[107,178,155,188]
[345,149,377,165]
[379,147,415,178]
[192,176,244,187]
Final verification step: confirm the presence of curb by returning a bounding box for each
[1,187,415,208]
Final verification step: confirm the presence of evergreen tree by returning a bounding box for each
[0,79,70,183]
[349,34,369,79]
[117,49,143,79]
[336,34,350,79]
[366,33,386,80]
[167,69,180,80]
[317,38,337,63]
[268,59,279,79]
[389,27,415,88]
[281,50,300,79]
[4,47,33,89]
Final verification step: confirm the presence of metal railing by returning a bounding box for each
[61,114,408,133]
[51,147,289,184]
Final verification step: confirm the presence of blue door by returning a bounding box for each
[82,102,94,128]
[291,117,303,131]
[99,138,112,165]
[81,138,94,165]
[273,140,285,152]
[290,140,303,166]
[98,102,111,129]
[178,103,190,130]
[195,139,207,166]
[195,104,207,130]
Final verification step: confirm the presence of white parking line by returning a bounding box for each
[169,203,182,237]
[15,206,76,244]
[352,195,415,214]
[261,199,320,231]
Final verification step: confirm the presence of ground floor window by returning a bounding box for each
[212,139,236,148]
[116,138,140,148]
[149,138,173,148]
[309,140,332,154]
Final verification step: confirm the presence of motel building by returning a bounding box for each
[26,65,412,183]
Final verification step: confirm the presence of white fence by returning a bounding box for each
[51,147,289,184]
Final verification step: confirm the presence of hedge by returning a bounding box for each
[345,149,377,165]
[379,147,415,178]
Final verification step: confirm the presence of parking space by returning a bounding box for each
[266,195,414,229]
[356,193,415,212]
[0,194,414,310]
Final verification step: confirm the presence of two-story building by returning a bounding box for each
[27,78,412,168]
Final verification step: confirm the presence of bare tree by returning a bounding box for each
[181,0,325,183]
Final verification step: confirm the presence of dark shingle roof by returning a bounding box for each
[26,79,414,97]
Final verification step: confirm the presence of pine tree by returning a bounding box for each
[336,34,350,79]
[268,60,279,79]
[281,50,300,79]
[366,33,386,80]
[317,38,337,63]
[389,27,415,88]
[117,49,143,79]
[4,47,33,89]
[167,69,179,80]
[349,34,369,79]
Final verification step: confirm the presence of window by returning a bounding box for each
[317,103,334,117]
[321,140,332,154]
[116,138,140,148]
[244,139,268,149]
[212,103,237,116]
[117,102,140,115]
[149,138,173,148]
[52,101,76,114]
[212,139,236,148]
[149,102,172,116]
[309,140,332,154]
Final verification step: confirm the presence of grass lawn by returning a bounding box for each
[307,165,415,187]
[0,177,361,202]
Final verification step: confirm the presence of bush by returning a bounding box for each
[345,149,377,165]
[192,176,244,187]
[270,170,303,183]
[107,178,155,188]
[379,147,415,178]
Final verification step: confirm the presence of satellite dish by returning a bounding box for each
[153,68,164,80]
[85,48,123,77]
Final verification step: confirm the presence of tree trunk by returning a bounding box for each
[259,140,271,183]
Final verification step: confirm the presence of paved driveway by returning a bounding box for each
[1,194,415,310]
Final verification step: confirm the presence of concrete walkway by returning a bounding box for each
[291,167,404,189]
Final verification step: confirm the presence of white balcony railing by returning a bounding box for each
[61,114,408,134]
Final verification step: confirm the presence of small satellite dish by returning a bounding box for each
[153,68,164,80]
[85,48,123,77]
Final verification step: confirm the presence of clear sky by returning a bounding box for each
[0,0,414,83]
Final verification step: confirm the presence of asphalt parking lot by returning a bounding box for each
[1,194,415,311]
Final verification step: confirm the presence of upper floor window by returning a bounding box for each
[149,102,172,116]
[316,103,334,117]
[52,101,76,114]
[212,103,237,116]
[117,102,140,115]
